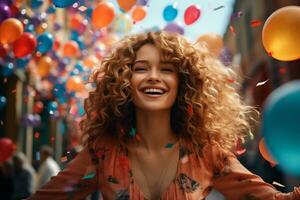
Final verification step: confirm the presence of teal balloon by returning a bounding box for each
[52,0,77,8]
[37,32,53,54]
[262,80,300,176]
[163,5,178,22]
[0,96,7,109]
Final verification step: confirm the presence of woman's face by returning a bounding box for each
[130,44,179,111]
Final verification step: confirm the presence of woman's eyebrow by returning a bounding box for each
[133,60,150,65]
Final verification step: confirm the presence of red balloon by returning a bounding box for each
[0,137,15,163]
[13,32,37,58]
[184,5,201,25]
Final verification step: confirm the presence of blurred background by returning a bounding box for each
[0,0,300,199]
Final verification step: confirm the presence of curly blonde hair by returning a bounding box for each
[80,31,256,152]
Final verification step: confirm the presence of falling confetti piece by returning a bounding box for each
[11,89,16,93]
[83,172,96,180]
[0,120,4,126]
[181,155,189,164]
[61,156,68,162]
[250,20,262,27]
[272,181,285,187]
[231,11,243,20]
[69,105,78,115]
[135,134,142,141]
[78,6,87,12]
[129,128,136,137]
[279,67,287,74]
[229,25,235,34]
[72,2,79,8]
[213,5,224,11]
[165,143,174,148]
[36,152,40,160]
[268,51,273,57]
[4,78,7,83]
[34,132,40,139]
[256,79,268,87]
[227,79,235,83]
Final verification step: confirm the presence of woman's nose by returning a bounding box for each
[147,68,161,81]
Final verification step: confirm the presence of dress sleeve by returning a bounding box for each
[27,147,98,200]
[210,142,300,200]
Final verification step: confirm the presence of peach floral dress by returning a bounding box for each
[28,138,300,200]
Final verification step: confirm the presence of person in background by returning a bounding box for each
[36,145,60,188]
[12,152,36,200]
[0,160,14,200]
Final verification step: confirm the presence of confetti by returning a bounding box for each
[11,89,16,93]
[227,79,235,83]
[83,172,96,180]
[213,5,224,11]
[279,67,287,74]
[36,152,40,160]
[272,181,285,187]
[0,120,3,126]
[229,25,235,34]
[165,143,174,148]
[61,156,68,162]
[231,11,243,20]
[256,79,268,87]
[250,20,262,27]
[3,78,7,83]
[268,51,273,57]
[78,6,87,12]
[34,132,40,139]
[129,128,136,137]
[181,155,189,164]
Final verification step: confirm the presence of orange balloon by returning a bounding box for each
[0,18,24,44]
[37,56,52,77]
[63,41,79,57]
[83,56,99,68]
[259,138,278,166]
[196,33,223,57]
[92,2,115,29]
[66,76,85,92]
[35,22,48,34]
[262,6,300,61]
[131,6,147,22]
[117,0,136,12]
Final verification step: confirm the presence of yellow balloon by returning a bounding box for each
[262,6,300,61]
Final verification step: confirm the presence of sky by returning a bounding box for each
[109,0,236,42]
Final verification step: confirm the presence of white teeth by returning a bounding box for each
[143,88,164,94]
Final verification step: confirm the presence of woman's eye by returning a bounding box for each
[133,67,147,71]
[161,68,174,72]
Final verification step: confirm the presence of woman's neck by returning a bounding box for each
[134,109,178,152]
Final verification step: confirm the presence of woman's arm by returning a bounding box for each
[27,147,98,200]
[210,143,300,200]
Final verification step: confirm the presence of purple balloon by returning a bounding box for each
[0,3,11,23]
[137,0,149,6]
[0,0,12,5]
[164,22,184,35]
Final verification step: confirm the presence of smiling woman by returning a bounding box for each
[27,31,300,200]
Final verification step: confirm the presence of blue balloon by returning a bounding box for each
[262,80,300,176]
[37,32,54,54]
[1,62,14,76]
[15,57,30,69]
[0,96,7,109]
[48,101,58,113]
[163,5,178,22]
[31,0,43,9]
[52,0,77,8]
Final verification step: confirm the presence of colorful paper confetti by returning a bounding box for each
[83,172,96,180]
[213,5,224,11]
[129,128,136,137]
[256,79,268,87]
[61,156,68,162]
[250,20,262,27]
[229,25,235,34]
[272,181,285,187]
[231,11,243,20]
[165,143,174,148]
